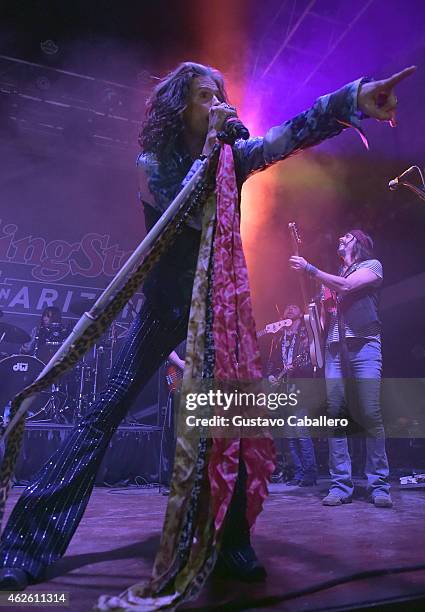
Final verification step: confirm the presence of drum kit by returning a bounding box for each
[0,304,118,426]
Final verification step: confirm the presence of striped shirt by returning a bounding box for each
[326,259,383,345]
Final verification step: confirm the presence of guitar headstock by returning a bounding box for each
[288,221,302,257]
[264,318,292,334]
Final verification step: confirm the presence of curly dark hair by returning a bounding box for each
[139,62,228,164]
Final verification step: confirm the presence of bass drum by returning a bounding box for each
[0,354,50,422]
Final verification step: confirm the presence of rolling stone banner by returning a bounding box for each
[0,218,144,329]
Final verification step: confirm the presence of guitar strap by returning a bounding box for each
[336,261,359,374]
[336,301,352,378]
[281,330,297,369]
[336,263,361,430]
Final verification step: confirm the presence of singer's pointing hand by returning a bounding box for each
[358,66,416,127]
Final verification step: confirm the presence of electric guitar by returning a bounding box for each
[288,222,324,369]
[269,352,311,386]
[165,363,183,392]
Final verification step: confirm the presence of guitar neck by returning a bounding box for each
[288,223,312,310]
[298,274,310,311]
[291,242,310,309]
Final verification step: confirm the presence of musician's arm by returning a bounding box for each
[233,79,367,181]
[290,257,381,294]
[234,66,416,181]
[317,268,381,294]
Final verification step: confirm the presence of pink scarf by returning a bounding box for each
[210,144,275,532]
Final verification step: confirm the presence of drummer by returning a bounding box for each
[20,307,64,357]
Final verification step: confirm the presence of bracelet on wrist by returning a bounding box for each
[305,263,319,277]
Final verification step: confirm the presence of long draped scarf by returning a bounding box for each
[95,143,275,610]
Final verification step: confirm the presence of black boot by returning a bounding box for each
[216,460,267,583]
[215,544,266,582]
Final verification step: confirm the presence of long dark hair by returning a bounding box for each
[352,239,374,263]
[338,231,374,275]
[41,306,62,324]
[139,62,228,164]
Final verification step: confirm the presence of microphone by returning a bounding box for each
[218,117,250,144]
[388,166,417,190]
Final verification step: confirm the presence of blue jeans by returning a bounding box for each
[325,338,390,498]
[287,438,317,481]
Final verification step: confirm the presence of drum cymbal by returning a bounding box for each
[0,322,31,343]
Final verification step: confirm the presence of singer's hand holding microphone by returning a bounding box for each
[208,102,238,133]
[202,102,250,155]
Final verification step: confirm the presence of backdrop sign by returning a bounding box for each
[0,217,145,334]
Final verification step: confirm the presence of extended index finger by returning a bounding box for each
[383,65,417,89]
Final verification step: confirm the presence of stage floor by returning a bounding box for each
[3,481,425,611]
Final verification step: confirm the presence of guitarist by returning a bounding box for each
[267,303,318,487]
[290,229,392,508]
[267,304,308,382]
[166,348,185,392]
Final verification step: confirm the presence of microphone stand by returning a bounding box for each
[397,180,425,202]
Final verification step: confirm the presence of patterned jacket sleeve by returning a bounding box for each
[233,78,368,183]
